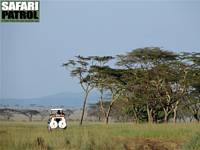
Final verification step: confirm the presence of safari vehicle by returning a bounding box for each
[48,108,67,130]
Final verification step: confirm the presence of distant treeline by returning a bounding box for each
[63,47,200,124]
[0,108,74,121]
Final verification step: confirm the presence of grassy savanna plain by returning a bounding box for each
[0,121,200,150]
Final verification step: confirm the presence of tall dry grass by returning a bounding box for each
[0,121,200,150]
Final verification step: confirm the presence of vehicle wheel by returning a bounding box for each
[58,120,67,129]
[49,120,58,129]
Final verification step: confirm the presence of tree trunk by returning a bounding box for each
[173,101,179,123]
[99,90,106,118]
[163,108,170,123]
[105,116,109,124]
[105,100,115,124]
[164,112,168,123]
[98,116,101,121]
[133,108,139,123]
[147,105,153,123]
[173,106,178,123]
[80,91,89,125]
[131,106,139,123]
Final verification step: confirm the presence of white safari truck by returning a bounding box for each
[48,108,67,130]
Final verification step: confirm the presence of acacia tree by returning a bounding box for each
[117,47,179,123]
[19,109,40,121]
[0,108,14,120]
[149,66,173,123]
[89,56,114,122]
[63,56,94,125]
[91,66,125,124]
[0,108,40,121]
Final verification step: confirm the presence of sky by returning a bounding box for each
[0,0,200,99]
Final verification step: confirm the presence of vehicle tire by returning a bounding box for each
[58,120,67,129]
[49,120,58,129]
